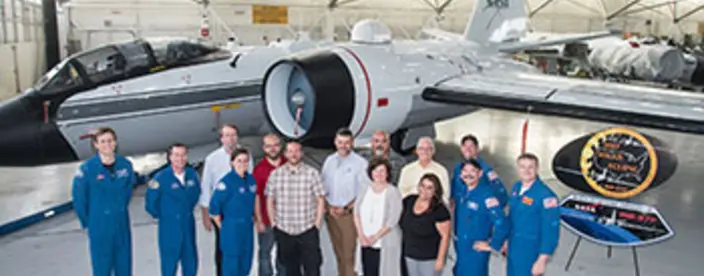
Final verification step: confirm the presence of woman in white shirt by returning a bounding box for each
[354,158,404,276]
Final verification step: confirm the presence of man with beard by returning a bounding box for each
[451,159,509,276]
[358,130,407,185]
[320,128,368,276]
[266,141,326,276]
[199,124,254,275]
[253,134,287,276]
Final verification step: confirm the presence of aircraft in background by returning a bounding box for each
[1,0,702,168]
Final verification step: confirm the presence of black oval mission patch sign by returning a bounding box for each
[552,127,678,199]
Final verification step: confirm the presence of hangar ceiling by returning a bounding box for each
[57,0,704,49]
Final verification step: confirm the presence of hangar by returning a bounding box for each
[1,0,703,275]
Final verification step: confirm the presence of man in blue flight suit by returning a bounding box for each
[72,127,137,276]
[209,148,259,276]
[452,158,510,276]
[451,134,508,210]
[503,153,560,276]
[145,143,201,276]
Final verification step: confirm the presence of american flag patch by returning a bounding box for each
[543,197,558,209]
[488,171,498,181]
[485,197,499,208]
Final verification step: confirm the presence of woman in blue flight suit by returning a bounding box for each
[452,159,509,276]
[72,127,137,276]
[209,148,259,276]
[502,153,560,276]
[145,143,201,276]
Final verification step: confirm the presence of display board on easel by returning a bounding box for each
[552,126,677,276]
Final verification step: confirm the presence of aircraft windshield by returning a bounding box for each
[73,45,126,84]
[34,61,83,95]
[147,38,225,67]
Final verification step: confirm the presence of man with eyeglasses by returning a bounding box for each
[397,137,450,204]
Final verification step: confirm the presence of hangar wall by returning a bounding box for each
[0,0,45,101]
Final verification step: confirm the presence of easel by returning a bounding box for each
[564,236,641,276]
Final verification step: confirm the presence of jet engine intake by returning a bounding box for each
[262,50,355,147]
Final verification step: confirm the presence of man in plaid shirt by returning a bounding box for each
[265,141,326,276]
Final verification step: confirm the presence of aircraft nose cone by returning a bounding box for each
[0,95,77,166]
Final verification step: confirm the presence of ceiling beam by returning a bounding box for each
[529,0,557,18]
[606,0,642,20]
[674,4,704,23]
[619,1,677,17]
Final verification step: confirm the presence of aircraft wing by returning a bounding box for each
[422,71,704,135]
[498,29,623,53]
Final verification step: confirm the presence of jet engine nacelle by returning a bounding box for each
[262,46,418,147]
[588,40,685,82]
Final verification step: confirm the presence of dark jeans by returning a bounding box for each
[213,218,223,276]
[362,247,381,276]
[274,227,322,276]
[259,226,286,276]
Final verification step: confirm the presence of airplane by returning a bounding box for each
[1,0,703,168]
[518,33,704,89]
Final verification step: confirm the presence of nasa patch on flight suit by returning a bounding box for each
[239,187,246,194]
[186,180,195,187]
[522,196,534,206]
[216,182,226,191]
[116,169,128,178]
[488,171,499,181]
[74,168,84,178]
[467,201,479,210]
[149,179,160,189]
[249,185,257,193]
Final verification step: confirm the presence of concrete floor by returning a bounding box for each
[0,109,702,275]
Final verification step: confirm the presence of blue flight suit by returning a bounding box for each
[145,166,201,276]
[452,182,510,276]
[72,154,137,276]
[506,178,560,276]
[451,156,508,208]
[209,170,257,276]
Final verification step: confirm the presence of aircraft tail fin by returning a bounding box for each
[462,0,528,45]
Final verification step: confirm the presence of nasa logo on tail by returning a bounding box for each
[552,126,678,199]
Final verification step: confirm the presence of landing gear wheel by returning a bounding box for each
[390,129,415,156]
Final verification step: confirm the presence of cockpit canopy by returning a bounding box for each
[33,37,231,96]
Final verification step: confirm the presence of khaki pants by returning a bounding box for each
[326,212,358,276]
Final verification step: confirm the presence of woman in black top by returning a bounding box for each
[399,173,451,276]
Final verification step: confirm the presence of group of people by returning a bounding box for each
[71,123,560,276]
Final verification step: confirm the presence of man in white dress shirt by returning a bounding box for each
[198,124,253,276]
[320,128,369,276]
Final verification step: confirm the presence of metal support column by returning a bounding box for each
[42,0,60,71]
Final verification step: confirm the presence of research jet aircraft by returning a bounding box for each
[0,0,702,168]
[259,0,704,148]
[0,36,329,166]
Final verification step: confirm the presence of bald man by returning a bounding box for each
[358,130,407,185]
